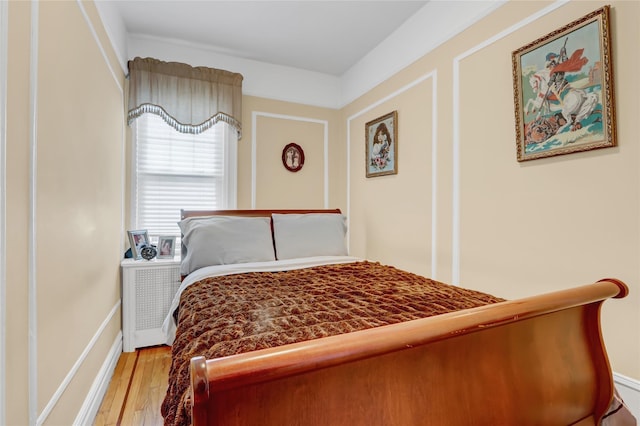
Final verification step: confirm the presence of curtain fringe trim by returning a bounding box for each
[127,104,242,138]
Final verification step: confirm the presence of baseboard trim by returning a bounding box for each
[613,372,640,421]
[615,372,640,390]
[74,332,123,426]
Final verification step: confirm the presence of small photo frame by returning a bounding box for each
[282,143,305,172]
[157,236,176,259]
[365,111,398,177]
[127,230,149,260]
[512,6,615,162]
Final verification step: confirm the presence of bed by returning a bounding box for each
[161,209,631,426]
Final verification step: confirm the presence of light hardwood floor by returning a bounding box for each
[94,345,172,426]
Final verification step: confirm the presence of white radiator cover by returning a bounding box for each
[121,258,181,352]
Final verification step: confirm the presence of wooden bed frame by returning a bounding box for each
[179,209,629,426]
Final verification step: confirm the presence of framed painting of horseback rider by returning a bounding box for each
[512,6,615,162]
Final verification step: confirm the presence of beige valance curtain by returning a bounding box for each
[127,57,243,137]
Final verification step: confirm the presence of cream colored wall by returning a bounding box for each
[343,0,639,380]
[346,79,434,277]
[239,96,344,211]
[6,1,125,424]
[457,1,638,379]
[6,2,31,423]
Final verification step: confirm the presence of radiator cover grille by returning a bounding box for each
[134,266,181,330]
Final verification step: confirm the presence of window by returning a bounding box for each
[132,113,237,243]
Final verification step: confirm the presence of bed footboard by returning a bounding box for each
[190,278,628,426]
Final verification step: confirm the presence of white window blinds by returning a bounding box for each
[133,113,237,240]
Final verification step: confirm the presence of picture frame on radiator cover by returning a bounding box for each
[157,236,176,259]
[127,229,150,260]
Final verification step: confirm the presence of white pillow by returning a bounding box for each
[272,213,348,260]
[178,216,276,275]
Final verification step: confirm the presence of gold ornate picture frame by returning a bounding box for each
[512,6,615,162]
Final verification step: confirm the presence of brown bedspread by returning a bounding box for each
[161,260,505,426]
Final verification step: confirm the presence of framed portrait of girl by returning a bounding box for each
[365,111,398,178]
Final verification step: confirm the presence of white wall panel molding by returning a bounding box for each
[92,0,128,74]
[251,111,329,209]
[28,1,39,424]
[73,331,123,426]
[77,0,128,260]
[451,0,569,285]
[78,0,128,256]
[37,302,121,425]
[346,71,437,276]
[341,1,504,108]
[0,0,8,423]
[76,0,123,93]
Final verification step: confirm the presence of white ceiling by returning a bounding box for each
[108,1,429,76]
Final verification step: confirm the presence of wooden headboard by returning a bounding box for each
[180,208,341,220]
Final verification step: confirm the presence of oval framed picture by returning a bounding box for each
[282,143,304,172]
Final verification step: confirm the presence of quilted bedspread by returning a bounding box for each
[161,260,505,426]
